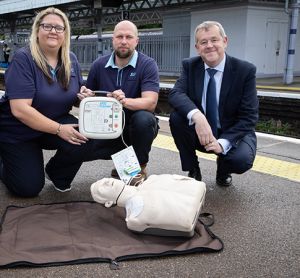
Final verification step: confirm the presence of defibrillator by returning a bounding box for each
[79,91,123,139]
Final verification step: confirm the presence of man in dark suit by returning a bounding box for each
[168,21,258,186]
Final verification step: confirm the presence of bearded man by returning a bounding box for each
[86,20,160,185]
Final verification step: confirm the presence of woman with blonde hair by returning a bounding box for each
[0,7,97,197]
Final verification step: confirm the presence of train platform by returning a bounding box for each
[0,116,299,277]
[159,75,300,94]
[1,67,300,93]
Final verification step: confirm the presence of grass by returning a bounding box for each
[256,119,299,138]
[156,107,300,139]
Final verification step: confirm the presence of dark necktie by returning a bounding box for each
[206,68,218,137]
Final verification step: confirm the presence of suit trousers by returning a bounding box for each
[169,111,257,175]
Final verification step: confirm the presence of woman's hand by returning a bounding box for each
[10,99,88,145]
[57,123,88,145]
[77,86,94,101]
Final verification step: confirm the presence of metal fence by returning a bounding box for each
[71,35,190,75]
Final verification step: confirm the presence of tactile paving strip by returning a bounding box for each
[153,134,300,183]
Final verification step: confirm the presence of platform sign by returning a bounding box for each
[121,11,130,20]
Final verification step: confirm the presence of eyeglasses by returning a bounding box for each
[198,38,221,47]
[39,23,65,33]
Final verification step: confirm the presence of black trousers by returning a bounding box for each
[0,111,158,197]
[169,111,257,175]
[90,110,159,165]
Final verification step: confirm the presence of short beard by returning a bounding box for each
[115,48,133,59]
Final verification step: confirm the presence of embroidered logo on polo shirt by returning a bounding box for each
[71,67,76,76]
[130,72,136,77]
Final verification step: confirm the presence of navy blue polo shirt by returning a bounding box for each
[0,47,83,143]
[86,51,159,99]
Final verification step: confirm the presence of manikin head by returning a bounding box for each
[91,178,126,208]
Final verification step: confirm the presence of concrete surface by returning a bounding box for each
[0,118,299,278]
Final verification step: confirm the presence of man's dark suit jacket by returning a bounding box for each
[168,54,259,148]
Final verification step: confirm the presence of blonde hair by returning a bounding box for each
[30,7,71,89]
[194,21,227,44]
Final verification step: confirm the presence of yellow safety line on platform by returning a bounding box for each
[153,134,300,183]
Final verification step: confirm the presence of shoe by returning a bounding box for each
[52,183,72,193]
[188,167,202,181]
[45,169,72,193]
[216,156,232,187]
[111,168,120,178]
[216,173,232,187]
[112,164,147,186]
[129,165,147,186]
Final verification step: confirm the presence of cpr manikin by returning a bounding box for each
[91,174,206,237]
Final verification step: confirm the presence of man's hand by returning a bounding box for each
[192,112,223,154]
[204,138,223,154]
[193,111,214,146]
[107,90,157,112]
[107,89,126,104]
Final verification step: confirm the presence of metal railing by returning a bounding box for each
[71,35,190,75]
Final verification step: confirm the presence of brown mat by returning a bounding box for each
[0,201,223,268]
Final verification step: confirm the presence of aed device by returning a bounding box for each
[79,91,123,139]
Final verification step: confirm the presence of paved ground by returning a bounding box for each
[0,68,300,277]
[0,117,299,278]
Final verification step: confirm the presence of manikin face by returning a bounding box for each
[195,25,228,67]
[37,14,65,53]
[112,21,139,60]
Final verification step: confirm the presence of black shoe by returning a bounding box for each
[216,173,232,187]
[111,168,120,178]
[216,156,232,186]
[188,167,202,181]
